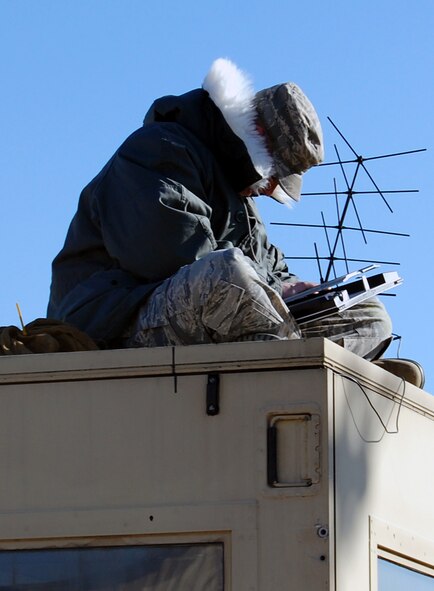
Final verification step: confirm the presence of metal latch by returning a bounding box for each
[267,413,320,487]
[206,373,220,416]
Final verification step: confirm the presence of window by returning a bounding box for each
[0,543,224,590]
[378,558,434,590]
[370,517,434,591]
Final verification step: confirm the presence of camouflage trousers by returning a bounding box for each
[125,248,392,360]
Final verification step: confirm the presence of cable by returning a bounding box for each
[392,333,402,358]
[332,368,406,439]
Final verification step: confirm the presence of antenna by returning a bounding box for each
[271,118,426,282]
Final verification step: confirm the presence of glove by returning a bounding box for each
[0,318,99,355]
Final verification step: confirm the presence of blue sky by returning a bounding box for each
[1,1,433,390]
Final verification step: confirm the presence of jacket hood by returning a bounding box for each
[203,58,274,189]
[143,59,275,193]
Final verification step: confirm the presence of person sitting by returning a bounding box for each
[47,58,393,365]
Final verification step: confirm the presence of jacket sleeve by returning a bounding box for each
[92,128,219,281]
[243,198,299,295]
[262,243,299,295]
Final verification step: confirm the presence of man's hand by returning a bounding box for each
[281,281,319,299]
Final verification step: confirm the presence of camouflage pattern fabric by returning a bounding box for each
[124,248,392,360]
[255,83,324,202]
[300,298,392,361]
[124,248,300,347]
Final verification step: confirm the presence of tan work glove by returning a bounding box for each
[0,318,99,355]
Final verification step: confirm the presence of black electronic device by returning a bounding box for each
[283,265,402,324]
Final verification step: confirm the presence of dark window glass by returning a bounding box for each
[378,557,434,590]
[0,543,224,590]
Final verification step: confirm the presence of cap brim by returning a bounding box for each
[270,173,302,204]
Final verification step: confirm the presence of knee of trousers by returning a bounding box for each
[202,247,261,293]
[362,297,393,340]
[182,248,290,339]
[181,248,261,301]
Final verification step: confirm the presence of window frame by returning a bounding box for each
[370,516,434,589]
[0,532,229,590]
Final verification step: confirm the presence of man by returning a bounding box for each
[47,58,393,362]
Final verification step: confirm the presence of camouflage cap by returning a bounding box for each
[255,83,324,202]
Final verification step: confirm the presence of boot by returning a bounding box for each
[372,358,425,389]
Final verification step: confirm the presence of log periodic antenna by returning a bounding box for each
[271,118,425,282]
